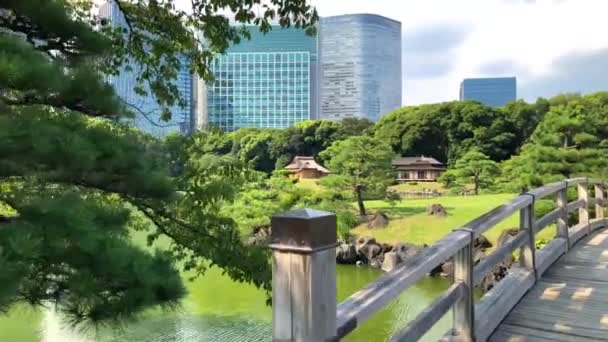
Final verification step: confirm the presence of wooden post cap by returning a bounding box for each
[270,208,337,253]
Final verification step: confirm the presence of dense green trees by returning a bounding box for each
[0,0,316,324]
[319,136,395,216]
[499,93,608,192]
[373,100,547,166]
[191,118,373,173]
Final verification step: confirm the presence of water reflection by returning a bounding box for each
[1,266,451,342]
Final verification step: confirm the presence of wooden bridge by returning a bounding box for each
[269,178,608,341]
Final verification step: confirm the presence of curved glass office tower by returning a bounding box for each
[319,14,402,121]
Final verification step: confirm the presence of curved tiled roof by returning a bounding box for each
[285,156,330,173]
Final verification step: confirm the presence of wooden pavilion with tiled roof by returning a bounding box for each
[285,156,330,179]
[392,156,445,182]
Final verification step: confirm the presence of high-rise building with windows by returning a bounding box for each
[459,77,517,107]
[99,1,193,137]
[319,14,402,121]
[203,27,319,131]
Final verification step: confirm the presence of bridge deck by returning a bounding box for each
[490,227,608,341]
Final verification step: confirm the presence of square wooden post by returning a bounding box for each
[595,183,605,221]
[271,209,337,342]
[556,185,569,250]
[578,182,590,235]
[453,229,474,341]
[520,199,537,279]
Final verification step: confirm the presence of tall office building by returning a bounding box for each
[459,77,517,107]
[99,1,193,137]
[319,14,402,121]
[204,27,319,131]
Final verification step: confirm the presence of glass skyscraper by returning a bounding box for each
[459,77,517,107]
[99,2,193,137]
[319,14,402,121]
[205,27,318,131]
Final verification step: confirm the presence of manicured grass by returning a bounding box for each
[389,182,446,192]
[352,194,556,248]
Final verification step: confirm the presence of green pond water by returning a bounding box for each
[0,265,451,342]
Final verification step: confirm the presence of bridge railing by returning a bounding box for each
[269,178,608,341]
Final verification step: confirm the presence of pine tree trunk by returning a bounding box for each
[474,175,479,195]
[355,184,366,216]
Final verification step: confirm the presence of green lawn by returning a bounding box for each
[353,194,556,248]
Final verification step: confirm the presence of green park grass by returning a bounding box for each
[352,194,556,248]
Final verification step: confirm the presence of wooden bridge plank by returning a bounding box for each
[489,228,608,341]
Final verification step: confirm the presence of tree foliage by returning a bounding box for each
[192,119,372,173]
[0,0,317,324]
[373,100,547,165]
[319,136,395,216]
[442,150,499,195]
[499,93,608,192]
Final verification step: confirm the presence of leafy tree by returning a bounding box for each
[449,150,499,195]
[0,0,316,324]
[197,119,371,174]
[501,99,549,150]
[319,136,395,216]
[222,171,308,234]
[374,101,521,165]
[499,93,608,191]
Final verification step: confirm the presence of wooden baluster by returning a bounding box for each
[595,182,605,222]
[453,229,474,341]
[578,182,590,235]
[520,198,537,279]
[270,209,337,342]
[556,184,569,250]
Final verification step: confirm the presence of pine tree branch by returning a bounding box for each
[2,94,114,118]
[112,0,135,34]
[127,197,219,244]
[119,98,180,128]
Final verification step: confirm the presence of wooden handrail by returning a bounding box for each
[270,178,608,342]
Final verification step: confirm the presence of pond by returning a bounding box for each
[0,265,451,342]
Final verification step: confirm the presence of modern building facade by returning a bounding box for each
[99,1,193,137]
[204,27,319,131]
[319,14,402,121]
[459,77,517,107]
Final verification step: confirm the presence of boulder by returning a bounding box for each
[369,257,384,269]
[356,236,377,250]
[426,204,448,217]
[393,242,424,262]
[381,243,393,253]
[367,212,390,229]
[497,228,519,247]
[382,252,399,272]
[476,228,519,291]
[441,260,454,277]
[336,243,358,264]
[358,243,383,263]
[474,235,493,250]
